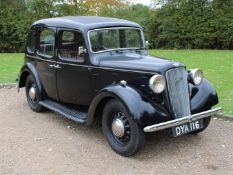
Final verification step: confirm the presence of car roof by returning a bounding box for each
[32,16,142,32]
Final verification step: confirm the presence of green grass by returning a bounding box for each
[149,50,233,115]
[0,53,24,84]
[0,51,232,115]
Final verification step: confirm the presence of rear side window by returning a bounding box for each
[62,31,75,42]
[27,29,36,54]
[38,29,55,58]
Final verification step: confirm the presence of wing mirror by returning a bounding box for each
[79,46,87,56]
[146,41,150,49]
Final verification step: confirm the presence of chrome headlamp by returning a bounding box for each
[149,75,166,94]
[189,68,203,85]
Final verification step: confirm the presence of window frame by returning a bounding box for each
[87,27,146,54]
[37,27,56,59]
[57,28,86,63]
[26,28,37,55]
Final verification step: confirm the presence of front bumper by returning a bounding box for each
[144,107,222,132]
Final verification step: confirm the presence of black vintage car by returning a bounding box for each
[18,16,221,156]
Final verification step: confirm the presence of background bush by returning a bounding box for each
[0,0,233,52]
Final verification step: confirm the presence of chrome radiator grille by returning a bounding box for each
[166,67,191,118]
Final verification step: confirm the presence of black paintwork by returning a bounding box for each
[33,16,141,33]
[94,52,184,74]
[86,84,171,126]
[189,79,218,113]
[19,16,219,126]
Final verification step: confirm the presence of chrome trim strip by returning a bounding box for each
[26,54,56,63]
[87,27,146,54]
[143,107,222,132]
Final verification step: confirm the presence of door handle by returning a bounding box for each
[54,64,62,69]
[49,64,61,69]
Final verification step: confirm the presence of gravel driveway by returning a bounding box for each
[0,88,232,175]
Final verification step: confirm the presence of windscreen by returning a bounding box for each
[89,28,144,52]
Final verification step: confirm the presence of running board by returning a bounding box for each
[39,100,87,124]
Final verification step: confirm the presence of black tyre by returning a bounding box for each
[102,99,145,156]
[189,117,211,135]
[25,75,44,112]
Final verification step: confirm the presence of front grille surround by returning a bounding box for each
[165,67,191,119]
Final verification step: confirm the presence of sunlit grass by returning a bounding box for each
[0,53,24,84]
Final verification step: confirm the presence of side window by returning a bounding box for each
[59,30,85,62]
[27,29,37,54]
[38,29,55,58]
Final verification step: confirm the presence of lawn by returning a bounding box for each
[0,50,232,115]
[0,53,24,84]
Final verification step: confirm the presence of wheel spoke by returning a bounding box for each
[111,112,131,145]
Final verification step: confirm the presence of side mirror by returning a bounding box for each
[146,41,150,49]
[78,46,87,56]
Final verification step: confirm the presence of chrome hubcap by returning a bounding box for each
[112,118,125,138]
[29,86,36,101]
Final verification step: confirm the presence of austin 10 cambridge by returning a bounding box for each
[18,16,222,156]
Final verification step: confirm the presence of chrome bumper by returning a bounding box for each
[144,107,222,132]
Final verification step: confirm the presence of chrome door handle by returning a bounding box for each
[54,64,62,69]
[49,64,61,69]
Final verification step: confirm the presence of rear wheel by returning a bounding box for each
[25,75,44,112]
[189,117,211,134]
[102,99,145,156]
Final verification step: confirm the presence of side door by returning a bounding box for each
[56,28,93,105]
[35,27,58,100]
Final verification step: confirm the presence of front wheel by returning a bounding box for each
[102,99,145,156]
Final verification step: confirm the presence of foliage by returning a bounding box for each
[0,0,32,52]
[148,0,233,49]
[99,3,153,39]
[1,0,233,51]
[0,0,131,52]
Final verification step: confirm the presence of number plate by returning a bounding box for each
[172,119,204,137]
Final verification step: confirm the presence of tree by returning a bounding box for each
[1,0,233,52]
[148,0,233,49]
[99,3,153,41]
[0,0,32,52]
[28,0,56,19]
